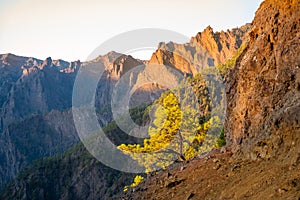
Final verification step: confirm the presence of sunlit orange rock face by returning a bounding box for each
[225,0,300,159]
[124,1,300,199]
[148,24,250,75]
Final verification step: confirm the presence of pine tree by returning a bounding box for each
[118,76,215,173]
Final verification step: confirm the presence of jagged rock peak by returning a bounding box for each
[108,53,143,78]
[191,23,251,65]
[203,25,214,34]
[1,53,26,61]
[149,24,250,75]
[52,59,68,67]
[42,57,52,66]
[92,51,123,63]
[105,50,123,59]
[0,53,29,67]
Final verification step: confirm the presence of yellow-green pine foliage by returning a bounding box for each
[118,75,215,173]
[118,46,244,173]
[124,175,144,192]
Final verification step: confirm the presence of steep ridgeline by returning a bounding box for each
[0,24,254,199]
[148,24,251,75]
[0,52,145,132]
[0,52,145,190]
[0,54,80,190]
[0,54,79,132]
[0,49,189,191]
[121,0,300,199]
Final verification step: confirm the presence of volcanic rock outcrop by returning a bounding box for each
[149,24,251,75]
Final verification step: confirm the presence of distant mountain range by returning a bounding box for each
[0,23,250,198]
[4,0,299,197]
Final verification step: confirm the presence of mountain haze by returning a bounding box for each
[1,1,298,199]
[0,22,251,198]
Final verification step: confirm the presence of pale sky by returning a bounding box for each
[0,0,263,61]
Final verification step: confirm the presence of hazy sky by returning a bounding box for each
[0,0,263,61]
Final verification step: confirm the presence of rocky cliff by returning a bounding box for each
[0,109,79,189]
[0,49,183,191]
[0,54,79,132]
[0,52,145,190]
[1,1,298,199]
[192,24,251,66]
[225,0,300,160]
[122,0,300,199]
[148,24,251,75]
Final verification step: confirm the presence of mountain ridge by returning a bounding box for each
[123,0,300,199]
[148,24,251,76]
[0,21,253,198]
